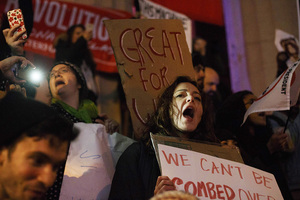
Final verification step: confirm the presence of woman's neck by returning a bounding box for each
[56,94,80,109]
[171,127,191,139]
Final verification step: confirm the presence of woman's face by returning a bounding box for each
[49,64,81,100]
[170,82,203,133]
[193,38,207,52]
[287,44,298,55]
[243,94,267,126]
[72,27,84,43]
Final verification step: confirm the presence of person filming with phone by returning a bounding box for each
[0,56,36,97]
[54,24,96,75]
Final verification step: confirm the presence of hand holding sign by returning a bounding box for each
[154,176,176,195]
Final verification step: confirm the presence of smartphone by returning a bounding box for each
[7,9,27,40]
[16,65,41,87]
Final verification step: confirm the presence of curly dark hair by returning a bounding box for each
[142,76,218,146]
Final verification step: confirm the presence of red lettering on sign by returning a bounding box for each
[179,154,191,166]
[120,28,153,66]
[221,163,232,176]
[200,158,209,171]
[197,181,208,197]
[216,184,225,200]
[169,31,183,65]
[139,66,169,91]
[207,182,217,199]
[224,185,235,200]
[211,162,220,174]
[162,151,179,166]
[120,28,184,66]
[252,171,272,189]
[172,177,183,186]
[185,181,197,196]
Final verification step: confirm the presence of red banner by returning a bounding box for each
[0,0,132,73]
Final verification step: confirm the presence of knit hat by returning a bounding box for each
[47,61,88,100]
[0,91,58,138]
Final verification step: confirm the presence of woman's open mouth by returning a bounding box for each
[183,107,194,119]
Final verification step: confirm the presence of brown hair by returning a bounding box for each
[142,76,218,147]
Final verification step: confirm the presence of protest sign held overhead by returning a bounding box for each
[243,59,300,124]
[104,19,195,137]
[158,144,284,200]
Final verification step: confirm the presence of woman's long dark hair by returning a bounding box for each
[142,76,218,147]
[66,24,85,45]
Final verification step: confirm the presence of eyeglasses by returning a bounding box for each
[49,67,71,78]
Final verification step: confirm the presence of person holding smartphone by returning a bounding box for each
[0,56,35,97]
[54,24,96,75]
[0,0,33,60]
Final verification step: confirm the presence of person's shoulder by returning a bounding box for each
[123,142,142,155]
[53,33,68,47]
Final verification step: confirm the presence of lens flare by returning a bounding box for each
[29,70,43,83]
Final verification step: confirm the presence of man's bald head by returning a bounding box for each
[203,67,219,96]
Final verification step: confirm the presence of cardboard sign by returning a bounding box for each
[104,19,195,137]
[158,144,284,200]
[60,123,134,200]
[150,134,244,170]
[138,0,192,52]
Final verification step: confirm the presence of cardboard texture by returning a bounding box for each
[150,133,244,171]
[104,19,195,137]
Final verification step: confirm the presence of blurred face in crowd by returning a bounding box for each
[243,94,268,126]
[0,135,68,200]
[194,64,205,89]
[171,82,203,135]
[72,27,84,43]
[193,38,207,53]
[49,64,81,100]
[286,43,299,56]
[203,67,219,96]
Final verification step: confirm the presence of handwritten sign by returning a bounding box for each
[104,19,195,138]
[158,144,283,200]
[60,123,134,200]
[243,60,300,124]
[150,134,244,170]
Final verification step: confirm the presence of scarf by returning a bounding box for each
[52,98,98,123]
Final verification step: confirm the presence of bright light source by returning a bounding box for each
[29,69,43,83]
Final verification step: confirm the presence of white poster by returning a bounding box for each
[158,144,283,200]
[60,123,134,200]
[243,60,300,124]
[138,0,192,52]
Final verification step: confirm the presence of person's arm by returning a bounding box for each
[0,56,35,83]
[2,25,27,56]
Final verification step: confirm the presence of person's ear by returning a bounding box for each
[77,83,82,89]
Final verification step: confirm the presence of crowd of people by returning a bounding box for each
[0,4,299,200]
